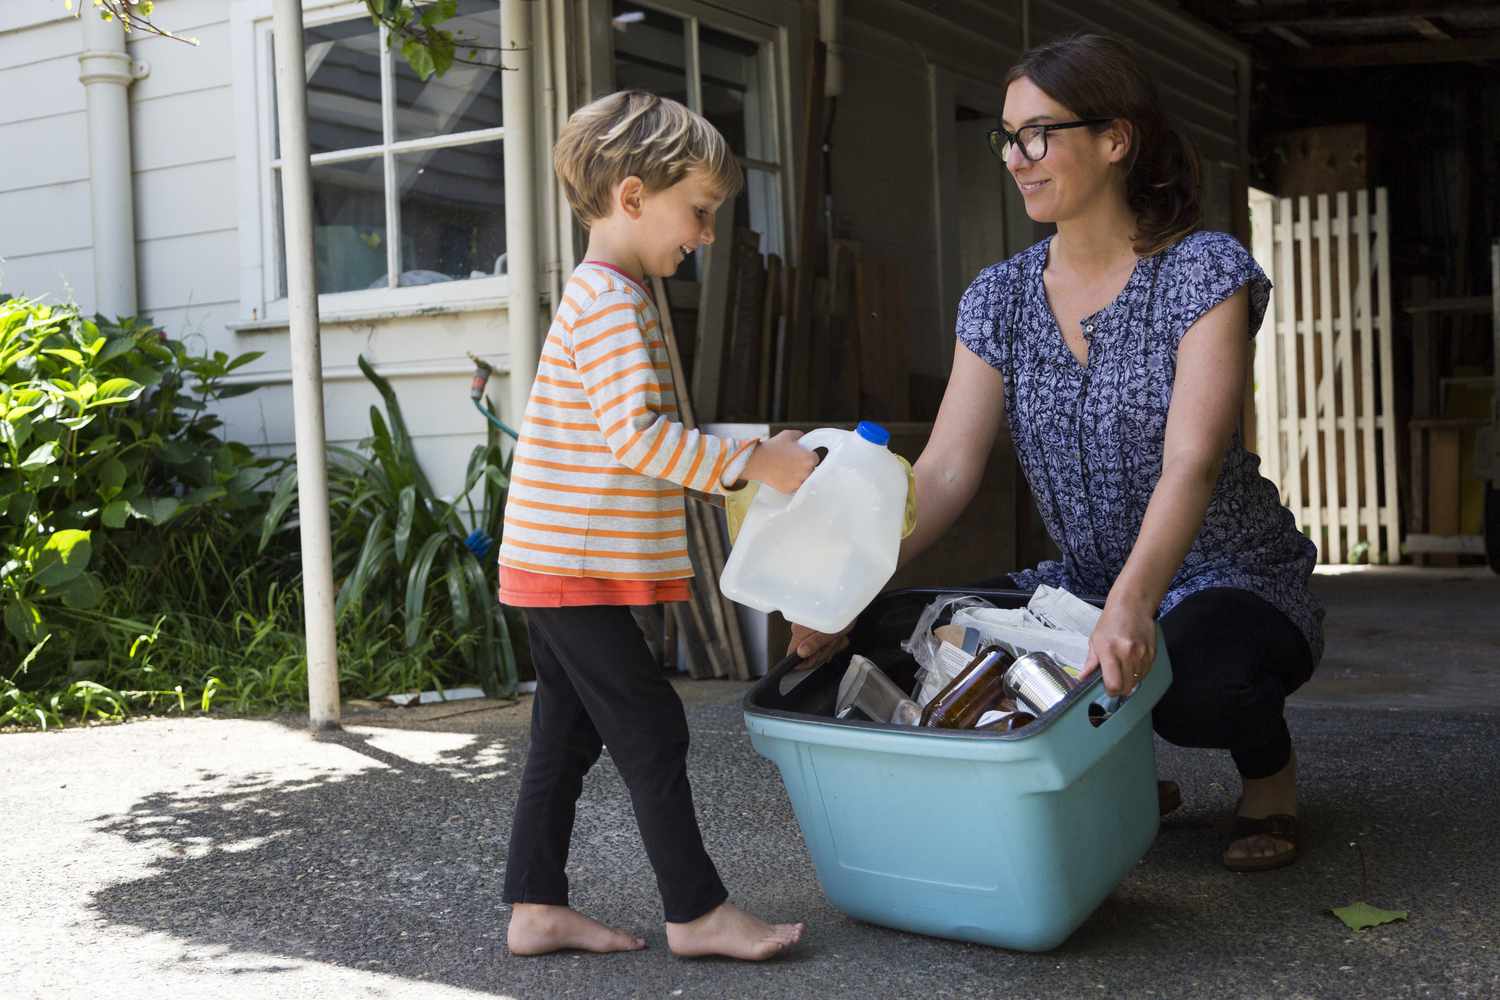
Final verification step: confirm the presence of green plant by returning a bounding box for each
[67,1,501,80]
[0,298,272,668]
[261,355,521,698]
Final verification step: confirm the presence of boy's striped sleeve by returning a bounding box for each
[565,288,755,493]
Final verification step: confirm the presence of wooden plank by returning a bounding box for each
[1296,196,1325,560]
[652,276,734,678]
[1492,239,1500,479]
[1335,191,1361,560]
[699,501,753,680]
[771,264,793,420]
[785,39,827,422]
[662,601,678,672]
[1405,533,1486,556]
[1403,295,1491,316]
[821,239,862,420]
[1315,194,1343,563]
[685,504,736,677]
[718,227,768,421]
[1278,199,1303,525]
[1427,425,1462,566]
[855,251,913,421]
[1409,424,1428,565]
[691,198,737,423]
[1355,190,1382,562]
[1250,195,1282,495]
[1283,37,1500,70]
[757,254,783,419]
[1374,189,1403,564]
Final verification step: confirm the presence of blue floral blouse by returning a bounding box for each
[957,230,1324,664]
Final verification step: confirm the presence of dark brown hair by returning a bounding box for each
[1005,33,1200,256]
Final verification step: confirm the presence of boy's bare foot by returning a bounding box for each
[665,902,804,961]
[507,902,646,956]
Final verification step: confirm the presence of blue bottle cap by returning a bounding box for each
[855,420,890,446]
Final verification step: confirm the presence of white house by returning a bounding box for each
[0,0,1253,506]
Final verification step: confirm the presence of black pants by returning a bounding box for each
[1155,587,1315,780]
[501,604,728,923]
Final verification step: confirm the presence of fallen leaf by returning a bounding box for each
[1331,901,1408,931]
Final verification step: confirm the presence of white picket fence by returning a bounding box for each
[1249,188,1402,564]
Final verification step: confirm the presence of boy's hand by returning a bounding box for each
[741,430,818,494]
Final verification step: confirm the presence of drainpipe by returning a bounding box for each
[818,0,843,98]
[502,0,539,427]
[78,12,141,317]
[272,0,341,731]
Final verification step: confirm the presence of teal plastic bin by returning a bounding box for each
[743,588,1171,952]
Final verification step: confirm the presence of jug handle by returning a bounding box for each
[782,427,846,510]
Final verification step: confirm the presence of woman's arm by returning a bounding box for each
[1086,286,1251,694]
[900,342,1008,568]
[787,341,1006,660]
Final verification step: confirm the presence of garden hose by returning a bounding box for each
[467,352,520,440]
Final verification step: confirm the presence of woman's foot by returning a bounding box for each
[507,902,647,956]
[1224,750,1299,871]
[665,902,804,961]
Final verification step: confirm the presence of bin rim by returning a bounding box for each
[741,586,1119,743]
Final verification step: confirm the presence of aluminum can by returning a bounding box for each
[1002,651,1075,715]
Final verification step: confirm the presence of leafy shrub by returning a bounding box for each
[261,356,522,700]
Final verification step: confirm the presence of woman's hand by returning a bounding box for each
[1081,594,1157,696]
[785,623,851,670]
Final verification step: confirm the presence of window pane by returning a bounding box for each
[395,0,503,140]
[739,166,784,260]
[276,157,388,295]
[612,2,694,275]
[699,25,770,162]
[611,2,689,106]
[295,18,385,156]
[396,140,506,285]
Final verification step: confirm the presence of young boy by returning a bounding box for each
[497,90,815,961]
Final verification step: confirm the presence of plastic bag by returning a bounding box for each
[950,606,1091,672]
[903,587,1103,708]
[900,594,996,692]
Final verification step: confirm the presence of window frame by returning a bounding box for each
[232,0,510,324]
[608,0,794,262]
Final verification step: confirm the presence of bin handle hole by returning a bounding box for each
[1087,692,1126,728]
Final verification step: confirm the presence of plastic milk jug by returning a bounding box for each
[719,422,908,634]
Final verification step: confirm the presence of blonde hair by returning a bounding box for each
[554,90,743,227]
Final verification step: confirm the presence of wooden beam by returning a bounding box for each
[1410,16,1451,40]
[1229,4,1493,30]
[1403,294,1492,315]
[1267,25,1312,48]
[1282,36,1500,68]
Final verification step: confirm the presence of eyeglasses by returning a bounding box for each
[987,119,1115,162]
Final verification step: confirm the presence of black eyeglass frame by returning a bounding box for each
[987,118,1116,162]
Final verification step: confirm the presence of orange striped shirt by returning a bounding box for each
[498,262,756,599]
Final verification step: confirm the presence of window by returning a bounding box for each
[609,1,788,270]
[256,1,507,306]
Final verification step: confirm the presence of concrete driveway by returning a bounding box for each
[4,566,1497,999]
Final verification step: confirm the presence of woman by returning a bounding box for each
[791,34,1323,872]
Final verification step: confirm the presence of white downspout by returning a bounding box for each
[818,0,843,98]
[502,0,539,426]
[78,12,141,316]
[271,0,341,731]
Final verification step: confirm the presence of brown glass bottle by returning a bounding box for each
[976,708,1037,734]
[919,647,1017,729]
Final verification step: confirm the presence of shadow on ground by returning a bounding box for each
[79,697,1500,999]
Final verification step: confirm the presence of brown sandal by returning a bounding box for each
[1223,813,1300,872]
[1157,780,1182,817]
